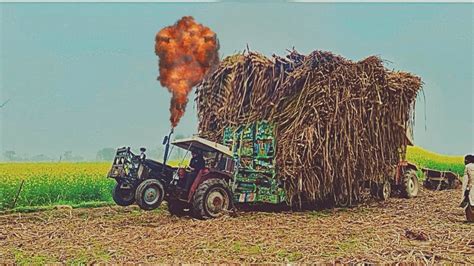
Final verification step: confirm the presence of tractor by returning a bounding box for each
[108,135,236,219]
[108,121,419,218]
[371,160,420,201]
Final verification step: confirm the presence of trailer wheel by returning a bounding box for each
[423,179,432,189]
[370,183,379,198]
[112,183,135,206]
[336,182,351,207]
[168,200,187,216]
[379,180,391,201]
[450,178,461,189]
[338,196,350,207]
[191,178,232,219]
[135,179,164,211]
[402,170,419,198]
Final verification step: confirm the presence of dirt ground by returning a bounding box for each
[0,188,472,264]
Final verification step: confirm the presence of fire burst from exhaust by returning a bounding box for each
[155,16,220,128]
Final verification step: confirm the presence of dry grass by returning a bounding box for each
[1,188,472,264]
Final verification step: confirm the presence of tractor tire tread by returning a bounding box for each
[135,179,164,211]
[191,178,231,220]
[112,183,135,206]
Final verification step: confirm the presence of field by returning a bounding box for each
[0,146,465,212]
[0,147,472,263]
[0,163,114,211]
[406,146,465,175]
[0,160,185,212]
[0,188,472,263]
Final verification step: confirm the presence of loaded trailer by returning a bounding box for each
[107,121,419,219]
[422,168,461,190]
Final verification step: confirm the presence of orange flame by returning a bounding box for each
[155,16,220,128]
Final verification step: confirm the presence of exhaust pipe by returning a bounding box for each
[162,128,174,167]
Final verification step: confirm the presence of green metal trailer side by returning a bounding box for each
[223,121,286,204]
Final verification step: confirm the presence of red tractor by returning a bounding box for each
[108,136,236,219]
[371,160,420,201]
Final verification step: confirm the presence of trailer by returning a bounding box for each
[422,168,461,190]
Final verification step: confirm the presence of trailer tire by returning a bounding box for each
[423,179,432,189]
[112,183,135,206]
[402,169,419,198]
[191,178,232,219]
[337,195,350,207]
[379,180,391,201]
[135,179,164,211]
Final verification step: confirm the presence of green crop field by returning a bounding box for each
[0,147,465,212]
[0,163,114,211]
[406,146,465,176]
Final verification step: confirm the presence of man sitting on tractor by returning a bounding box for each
[184,150,205,191]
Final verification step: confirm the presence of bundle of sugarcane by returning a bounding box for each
[196,49,422,206]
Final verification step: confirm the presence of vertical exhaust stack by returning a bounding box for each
[162,128,174,167]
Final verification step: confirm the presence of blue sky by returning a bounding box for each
[0,2,472,160]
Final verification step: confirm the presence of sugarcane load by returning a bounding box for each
[196,49,422,207]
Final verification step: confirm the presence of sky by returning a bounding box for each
[0,2,473,160]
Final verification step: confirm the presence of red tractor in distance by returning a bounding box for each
[374,161,420,201]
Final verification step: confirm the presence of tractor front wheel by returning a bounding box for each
[191,178,232,219]
[402,169,419,198]
[135,179,164,211]
[112,183,135,206]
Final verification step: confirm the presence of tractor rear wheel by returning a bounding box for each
[167,200,187,216]
[402,169,419,198]
[112,183,135,206]
[135,179,164,211]
[191,178,232,219]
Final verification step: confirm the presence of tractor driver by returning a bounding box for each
[184,150,205,191]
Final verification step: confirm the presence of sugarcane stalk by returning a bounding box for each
[12,179,25,209]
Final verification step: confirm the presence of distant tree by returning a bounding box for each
[96,148,116,161]
[63,151,73,161]
[4,150,16,161]
[172,134,187,160]
[71,155,84,161]
[61,151,84,162]
[30,154,52,162]
[148,147,163,160]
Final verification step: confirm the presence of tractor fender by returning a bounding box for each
[405,162,418,172]
[398,160,418,172]
[394,161,418,185]
[187,170,232,202]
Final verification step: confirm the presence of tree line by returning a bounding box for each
[2,146,172,162]
[3,134,189,162]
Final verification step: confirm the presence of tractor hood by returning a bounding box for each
[172,136,233,157]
